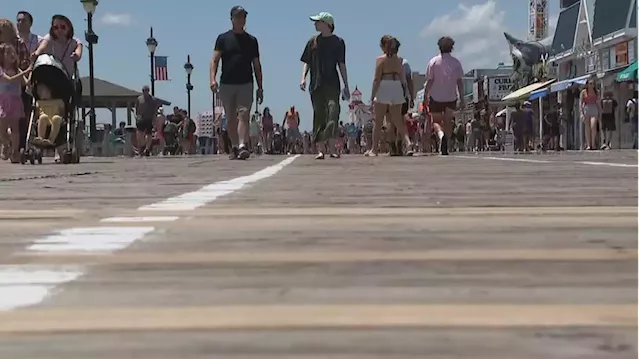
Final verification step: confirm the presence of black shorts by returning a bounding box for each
[136,118,153,134]
[602,114,616,131]
[429,97,457,113]
[401,102,409,115]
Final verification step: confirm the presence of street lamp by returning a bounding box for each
[184,55,194,117]
[146,27,158,96]
[81,0,99,143]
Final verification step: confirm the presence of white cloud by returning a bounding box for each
[419,0,512,70]
[100,13,133,26]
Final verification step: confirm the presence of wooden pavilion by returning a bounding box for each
[78,77,171,127]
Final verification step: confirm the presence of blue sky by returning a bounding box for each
[9,0,559,130]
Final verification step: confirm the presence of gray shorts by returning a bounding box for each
[287,127,301,141]
[583,104,599,118]
[219,83,253,121]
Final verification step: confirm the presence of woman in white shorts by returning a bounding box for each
[368,35,412,156]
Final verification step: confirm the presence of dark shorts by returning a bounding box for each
[401,102,409,115]
[602,114,616,131]
[136,118,154,134]
[429,97,456,113]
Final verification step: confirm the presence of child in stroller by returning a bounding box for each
[32,83,63,146]
[25,54,81,164]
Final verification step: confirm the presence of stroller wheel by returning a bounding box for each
[19,148,26,165]
[61,150,71,164]
[28,150,35,165]
[36,150,43,164]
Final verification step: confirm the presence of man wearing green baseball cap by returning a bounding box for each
[300,12,350,160]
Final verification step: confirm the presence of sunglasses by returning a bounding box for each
[53,24,67,31]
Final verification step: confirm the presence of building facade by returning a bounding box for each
[547,0,637,148]
[348,88,372,126]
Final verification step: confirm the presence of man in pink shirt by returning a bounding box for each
[423,36,464,155]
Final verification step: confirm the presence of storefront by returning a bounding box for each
[615,60,638,148]
[596,38,637,148]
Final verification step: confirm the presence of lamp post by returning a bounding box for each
[184,55,193,117]
[146,27,158,96]
[81,0,99,142]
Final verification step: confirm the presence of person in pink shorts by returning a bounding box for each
[0,43,32,163]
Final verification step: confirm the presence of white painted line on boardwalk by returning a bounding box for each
[458,155,638,168]
[0,267,83,310]
[100,216,179,223]
[2,157,301,311]
[0,286,55,311]
[457,155,552,164]
[27,227,155,253]
[139,155,300,211]
[578,161,638,168]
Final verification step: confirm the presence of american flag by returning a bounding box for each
[154,56,169,81]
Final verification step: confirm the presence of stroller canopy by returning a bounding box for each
[31,54,74,102]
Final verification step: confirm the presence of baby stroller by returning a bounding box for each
[162,121,182,155]
[24,55,82,164]
[272,131,283,154]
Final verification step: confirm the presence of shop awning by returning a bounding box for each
[528,88,548,100]
[501,79,556,102]
[549,74,591,93]
[617,61,638,82]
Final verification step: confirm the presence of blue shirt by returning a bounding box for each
[221,115,227,130]
[346,123,357,137]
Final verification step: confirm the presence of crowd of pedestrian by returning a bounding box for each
[0,6,471,162]
[206,6,473,160]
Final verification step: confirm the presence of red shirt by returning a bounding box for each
[405,119,418,137]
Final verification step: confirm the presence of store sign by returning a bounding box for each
[615,42,629,67]
[487,76,514,101]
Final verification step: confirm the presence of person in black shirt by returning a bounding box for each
[600,91,617,149]
[210,5,263,160]
[300,12,350,160]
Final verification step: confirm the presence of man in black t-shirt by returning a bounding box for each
[210,5,263,160]
[300,12,350,160]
